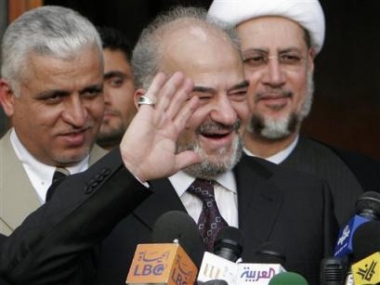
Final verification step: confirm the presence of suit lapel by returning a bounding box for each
[131,156,284,260]
[0,139,106,235]
[0,131,40,234]
[234,156,284,256]
[132,178,187,230]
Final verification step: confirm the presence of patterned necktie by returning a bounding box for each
[187,178,228,251]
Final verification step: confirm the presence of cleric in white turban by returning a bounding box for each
[208,0,325,54]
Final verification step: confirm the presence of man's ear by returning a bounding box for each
[0,79,15,117]
[307,48,316,74]
[134,88,146,109]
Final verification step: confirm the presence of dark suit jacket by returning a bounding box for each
[0,234,8,285]
[0,149,152,285]
[0,151,338,285]
[94,155,338,285]
[0,235,10,285]
[282,136,380,226]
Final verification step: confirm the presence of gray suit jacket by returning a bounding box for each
[0,129,107,235]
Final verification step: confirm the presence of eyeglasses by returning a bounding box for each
[243,51,307,71]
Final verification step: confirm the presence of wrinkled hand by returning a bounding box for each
[120,72,201,182]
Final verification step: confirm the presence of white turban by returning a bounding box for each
[208,0,325,54]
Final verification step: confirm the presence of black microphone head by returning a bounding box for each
[202,280,229,285]
[320,257,344,285]
[268,272,309,285]
[356,191,380,220]
[251,241,287,265]
[152,211,205,267]
[352,220,380,262]
[213,226,244,262]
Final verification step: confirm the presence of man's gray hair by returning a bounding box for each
[131,6,241,90]
[0,5,102,96]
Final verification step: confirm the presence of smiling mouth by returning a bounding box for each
[201,132,231,139]
[255,90,292,102]
[257,94,291,102]
[103,110,118,116]
[59,126,92,137]
[254,92,292,112]
[61,129,86,136]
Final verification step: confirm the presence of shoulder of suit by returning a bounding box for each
[238,155,275,179]
[301,136,380,168]
[0,130,17,164]
[240,153,328,187]
[0,129,12,144]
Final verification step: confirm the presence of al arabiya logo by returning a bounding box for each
[337,225,350,246]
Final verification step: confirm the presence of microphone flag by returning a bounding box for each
[126,243,197,285]
[235,263,286,285]
[352,252,380,285]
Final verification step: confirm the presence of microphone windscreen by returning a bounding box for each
[152,211,205,267]
[202,280,229,285]
[268,272,309,285]
[352,220,380,262]
[213,226,244,262]
[320,257,344,285]
[355,191,380,219]
[251,241,287,265]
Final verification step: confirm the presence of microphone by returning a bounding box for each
[320,257,344,285]
[197,226,244,284]
[268,272,309,285]
[352,221,380,263]
[236,242,286,285]
[333,192,380,285]
[334,191,380,259]
[213,226,244,262]
[152,210,206,268]
[250,242,286,265]
[350,221,380,285]
[202,280,228,285]
[126,211,203,285]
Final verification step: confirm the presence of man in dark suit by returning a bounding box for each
[209,0,380,227]
[0,69,201,285]
[0,6,338,285]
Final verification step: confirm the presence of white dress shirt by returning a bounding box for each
[10,129,89,203]
[169,170,239,228]
[244,135,299,164]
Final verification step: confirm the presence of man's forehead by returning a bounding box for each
[237,17,308,51]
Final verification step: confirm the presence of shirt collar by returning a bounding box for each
[244,135,299,164]
[10,128,89,186]
[168,170,237,198]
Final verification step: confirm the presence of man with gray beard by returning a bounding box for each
[209,0,380,227]
[0,6,337,285]
[90,6,336,285]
